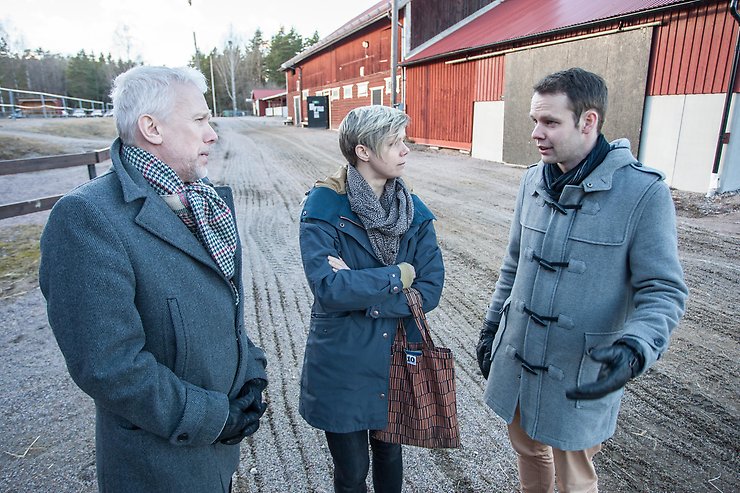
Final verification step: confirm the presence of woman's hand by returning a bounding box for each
[328,256,350,272]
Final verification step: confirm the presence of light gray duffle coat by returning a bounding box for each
[483,139,688,451]
[39,138,267,492]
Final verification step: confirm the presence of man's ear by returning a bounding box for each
[355,144,371,163]
[137,114,163,145]
[581,109,599,135]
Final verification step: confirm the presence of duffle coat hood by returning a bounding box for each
[483,139,688,451]
[39,138,268,492]
[298,165,445,433]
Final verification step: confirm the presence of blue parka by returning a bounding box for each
[298,166,445,433]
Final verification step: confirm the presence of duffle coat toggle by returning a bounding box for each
[531,252,570,271]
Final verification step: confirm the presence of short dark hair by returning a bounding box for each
[533,67,608,132]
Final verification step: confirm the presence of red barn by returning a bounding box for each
[281,1,403,128]
[251,89,288,117]
[279,0,740,193]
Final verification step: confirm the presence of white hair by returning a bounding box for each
[338,105,410,166]
[110,65,208,145]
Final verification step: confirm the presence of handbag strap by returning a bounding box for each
[403,288,436,349]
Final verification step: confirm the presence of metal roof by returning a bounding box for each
[280,1,391,70]
[251,89,286,100]
[405,0,700,65]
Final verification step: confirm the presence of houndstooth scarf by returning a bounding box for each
[123,146,238,287]
[346,164,414,266]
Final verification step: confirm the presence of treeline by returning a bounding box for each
[0,24,318,114]
[192,26,318,114]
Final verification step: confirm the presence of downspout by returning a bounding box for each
[709,0,740,196]
[390,0,399,107]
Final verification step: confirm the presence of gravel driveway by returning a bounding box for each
[0,117,738,492]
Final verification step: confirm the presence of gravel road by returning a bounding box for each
[0,116,738,492]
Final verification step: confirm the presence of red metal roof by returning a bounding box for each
[405,0,699,64]
[251,89,285,100]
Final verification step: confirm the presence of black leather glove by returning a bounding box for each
[220,379,269,445]
[566,340,645,400]
[218,387,258,444]
[476,319,499,379]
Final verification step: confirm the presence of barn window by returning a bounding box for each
[371,87,383,105]
[330,88,340,101]
[343,85,353,99]
[357,82,369,97]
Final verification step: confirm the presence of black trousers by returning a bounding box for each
[325,430,403,493]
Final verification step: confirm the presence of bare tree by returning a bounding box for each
[112,24,138,63]
[214,37,241,114]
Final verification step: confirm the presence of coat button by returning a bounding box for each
[391,273,396,278]
[339,222,345,227]
[392,286,399,293]
[586,182,593,187]
[372,309,379,317]
[654,337,664,347]
[302,210,307,216]
[380,393,386,399]
[382,332,388,338]
[177,433,189,442]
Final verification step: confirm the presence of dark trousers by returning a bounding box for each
[325,430,403,493]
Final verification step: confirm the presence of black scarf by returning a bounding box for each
[543,134,611,200]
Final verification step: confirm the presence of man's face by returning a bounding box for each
[154,83,217,182]
[529,91,592,173]
[360,128,410,182]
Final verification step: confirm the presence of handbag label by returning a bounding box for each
[405,349,422,366]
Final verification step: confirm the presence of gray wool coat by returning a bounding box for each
[39,138,267,492]
[483,139,688,451]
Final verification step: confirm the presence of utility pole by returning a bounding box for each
[210,55,218,116]
[228,40,237,113]
[189,0,201,68]
[390,0,399,107]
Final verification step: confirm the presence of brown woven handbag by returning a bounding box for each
[371,288,460,448]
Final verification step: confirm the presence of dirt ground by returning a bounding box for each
[0,117,738,492]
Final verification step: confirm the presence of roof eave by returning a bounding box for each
[402,0,702,67]
[281,4,391,71]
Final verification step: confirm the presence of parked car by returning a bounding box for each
[72,108,86,118]
[90,109,103,117]
[6,108,25,119]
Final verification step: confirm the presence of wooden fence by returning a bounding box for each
[0,148,111,220]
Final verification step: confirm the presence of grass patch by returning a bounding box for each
[28,119,117,139]
[0,224,44,298]
[0,135,69,160]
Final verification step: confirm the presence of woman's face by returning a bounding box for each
[361,128,410,182]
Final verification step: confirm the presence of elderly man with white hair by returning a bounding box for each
[39,65,268,493]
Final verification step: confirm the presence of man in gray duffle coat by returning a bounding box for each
[39,66,268,492]
[476,68,688,493]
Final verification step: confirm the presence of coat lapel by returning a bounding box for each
[134,197,223,275]
[111,138,236,280]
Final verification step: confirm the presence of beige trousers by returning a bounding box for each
[507,406,602,493]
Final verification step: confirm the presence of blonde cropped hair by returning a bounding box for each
[338,105,410,166]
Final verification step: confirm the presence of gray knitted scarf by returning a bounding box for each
[346,164,414,265]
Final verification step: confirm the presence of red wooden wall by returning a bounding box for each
[404,0,739,149]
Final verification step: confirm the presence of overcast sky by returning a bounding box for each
[1,0,380,66]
